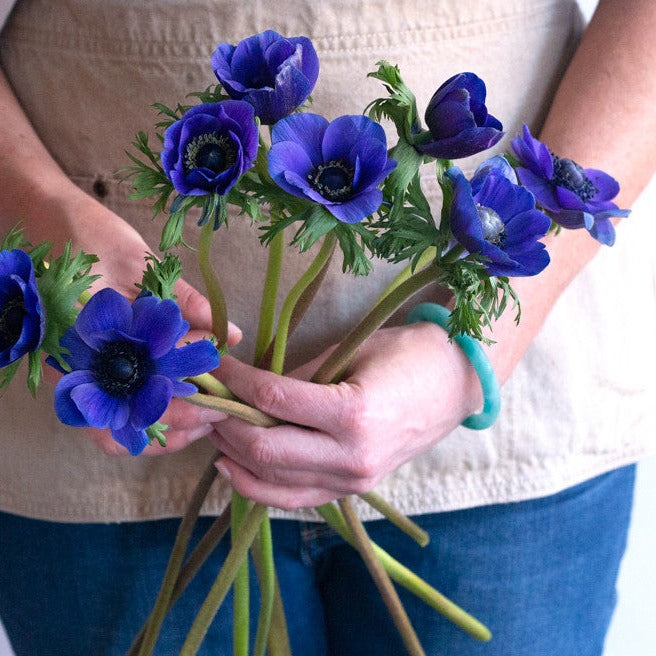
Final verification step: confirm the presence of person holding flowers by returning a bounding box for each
[0,1,655,655]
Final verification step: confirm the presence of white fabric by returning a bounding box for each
[0,0,654,522]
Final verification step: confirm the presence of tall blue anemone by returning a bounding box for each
[511,124,629,245]
[268,113,397,224]
[416,72,503,160]
[448,157,551,277]
[212,30,319,125]
[0,249,45,368]
[161,100,258,197]
[51,288,219,455]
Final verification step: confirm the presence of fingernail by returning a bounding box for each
[215,460,232,482]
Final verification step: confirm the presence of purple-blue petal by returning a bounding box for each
[268,140,316,190]
[70,382,125,429]
[585,168,620,202]
[156,339,220,380]
[326,188,383,224]
[110,424,149,456]
[129,374,173,430]
[417,126,503,160]
[131,296,188,359]
[53,370,96,427]
[588,216,616,246]
[270,113,328,165]
[74,288,132,350]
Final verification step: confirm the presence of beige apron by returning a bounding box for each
[1,0,654,522]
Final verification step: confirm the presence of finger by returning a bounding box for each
[210,418,360,476]
[215,456,342,511]
[210,429,377,494]
[216,356,360,432]
[159,396,227,431]
[141,424,215,455]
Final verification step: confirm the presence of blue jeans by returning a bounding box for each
[0,465,635,656]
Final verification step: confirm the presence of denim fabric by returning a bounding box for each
[0,465,635,656]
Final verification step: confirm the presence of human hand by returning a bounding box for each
[210,322,483,509]
[44,193,241,456]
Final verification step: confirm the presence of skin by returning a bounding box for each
[209,0,656,509]
[2,0,655,504]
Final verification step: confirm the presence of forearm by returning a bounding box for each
[483,0,656,384]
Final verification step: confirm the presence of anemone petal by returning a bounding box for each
[110,424,149,456]
[70,382,124,429]
[129,374,173,430]
[75,289,132,349]
[53,370,96,427]
[156,340,220,379]
[326,189,382,223]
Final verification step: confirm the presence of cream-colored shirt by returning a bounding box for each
[1,0,654,522]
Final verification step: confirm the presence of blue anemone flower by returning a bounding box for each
[416,72,504,160]
[511,124,630,245]
[161,100,258,197]
[268,113,397,224]
[51,288,220,455]
[448,158,551,277]
[212,30,319,125]
[0,249,45,368]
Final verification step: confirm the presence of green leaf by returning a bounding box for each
[136,253,182,300]
[146,422,168,447]
[290,205,338,252]
[37,243,100,368]
[0,360,21,390]
[27,350,42,397]
[366,60,419,141]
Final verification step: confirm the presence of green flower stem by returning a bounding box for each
[135,454,220,656]
[198,212,228,348]
[187,373,234,399]
[180,503,270,656]
[439,244,466,264]
[251,516,276,656]
[359,492,429,547]
[316,503,491,642]
[232,492,251,656]
[338,497,425,656]
[251,540,291,656]
[312,264,440,385]
[127,507,232,656]
[375,247,437,305]
[270,232,336,375]
[185,392,278,428]
[254,230,285,365]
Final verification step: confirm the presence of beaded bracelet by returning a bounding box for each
[406,302,501,430]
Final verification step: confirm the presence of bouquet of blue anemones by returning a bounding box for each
[1,29,629,656]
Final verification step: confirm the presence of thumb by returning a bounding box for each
[174,278,242,348]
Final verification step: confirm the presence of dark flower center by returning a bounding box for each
[185,133,237,174]
[307,160,355,201]
[552,156,598,202]
[92,340,150,398]
[244,66,276,90]
[476,204,506,245]
[0,296,25,350]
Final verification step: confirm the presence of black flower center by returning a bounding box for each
[552,155,598,202]
[307,160,355,201]
[185,133,237,174]
[476,204,506,245]
[0,296,25,350]
[92,340,150,398]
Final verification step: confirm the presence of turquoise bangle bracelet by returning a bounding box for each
[406,303,501,430]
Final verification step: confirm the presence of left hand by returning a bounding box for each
[210,322,483,510]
